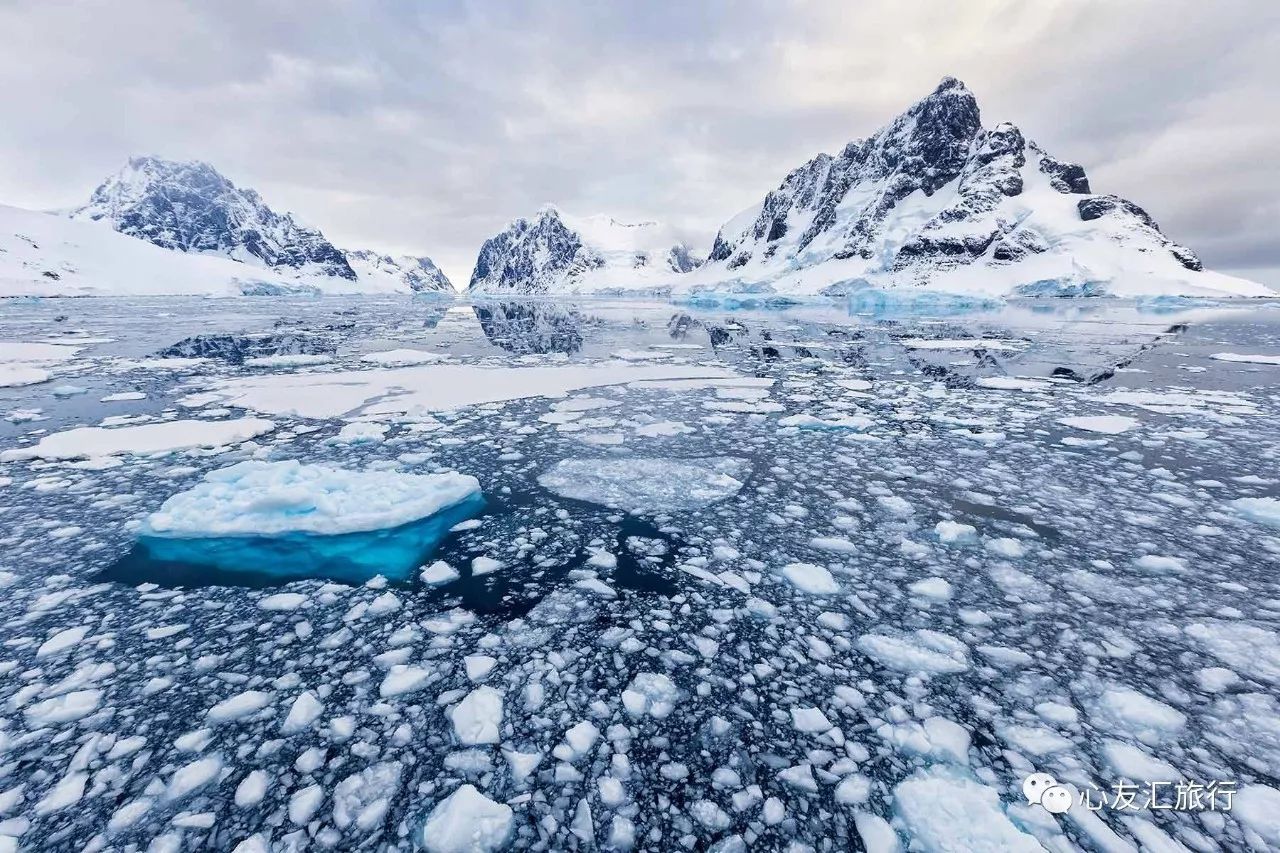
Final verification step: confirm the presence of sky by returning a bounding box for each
[1,0,1276,289]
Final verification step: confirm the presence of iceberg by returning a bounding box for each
[120,461,483,583]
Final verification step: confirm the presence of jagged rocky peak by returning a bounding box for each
[694,76,1259,298]
[344,250,454,293]
[72,155,356,280]
[469,205,699,294]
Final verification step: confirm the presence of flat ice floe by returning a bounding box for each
[0,418,276,461]
[537,456,748,513]
[1057,414,1140,434]
[195,363,741,419]
[1210,352,1280,365]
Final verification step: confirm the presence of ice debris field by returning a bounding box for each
[0,295,1279,852]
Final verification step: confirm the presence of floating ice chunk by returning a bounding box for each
[164,756,224,803]
[984,537,1026,559]
[834,774,872,806]
[790,707,833,734]
[634,421,695,437]
[421,560,460,585]
[234,771,269,807]
[207,690,273,723]
[777,764,818,792]
[420,784,514,853]
[36,625,90,658]
[557,721,601,761]
[142,460,481,538]
[1091,686,1186,745]
[621,672,681,720]
[1234,785,1280,847]
[809,536,858,553]
[101,391,147,402]
[331,421,388,444]
[464,655,497,682]
[281,691,324,734]
[332,762,401,830]
[893,766,1042,852]
[0,365,50,387]
[35,771,87,815]
[538,457,748,514]
[575,578,618,598]
[451,686,503,745]
[779,413,873,430]
[854,813,901,853]
[908,577,953,600]
[259,592,308,611]
[1185,620,1280,684]
[1,418,275,462]
[1231,497,1280,529]
[857,630,969,675]
[1132,555,1186,574]
[360,349,446,366]
[898,338,1023,351]
[380,666,432,698]
[1210,352,1280,365]
[1058,415,1140,434]
[289,784,325,825]
[781,562,840,595]
[975,376,1051,391]
[935,520,978,545]
[24,689,102,725]
[1102,740,1178,781]
[877,496,913,516]
[471,556,503,576]
[245,354,332,368]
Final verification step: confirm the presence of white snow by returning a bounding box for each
[420,784,514,853]
[140,460,480,538]
[281,691,324,734]
[1,418,276,462]
[421,560,460,585]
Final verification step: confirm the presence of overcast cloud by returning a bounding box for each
[1,0,1276,287]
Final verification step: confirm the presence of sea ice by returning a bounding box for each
[1230,497,1280,529]
[537,456,748,514]
[421,784,514,853]
[143,460,480,538]
[781,562,840,595]
[1,418,276,461]
[893,766,1043,852]
[857,630,970,675]
[1058,415,1140,434]
[451,686,503,745]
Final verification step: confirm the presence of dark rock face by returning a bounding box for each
[470,209,592,293]
[468,208,696,293]
[73,156,356,280]
[1037,153,1092,194]
[1077,195,1159,230]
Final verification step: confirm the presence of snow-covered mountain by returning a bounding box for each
[468,205,699,295]
[0,202,343,297]
[71,156,358,281]
[53,156,453,296]
[344,250,453,294]
[687,78,1269,299]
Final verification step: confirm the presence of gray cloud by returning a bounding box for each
[0,0,1276,286]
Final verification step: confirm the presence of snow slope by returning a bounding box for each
[0,203,342,297]
[467,205,699,295]
[344,250,454,294]
[687,77,1271,300]
[70,156,357,281]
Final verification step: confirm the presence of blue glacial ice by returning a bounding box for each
[126,460,484,583]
